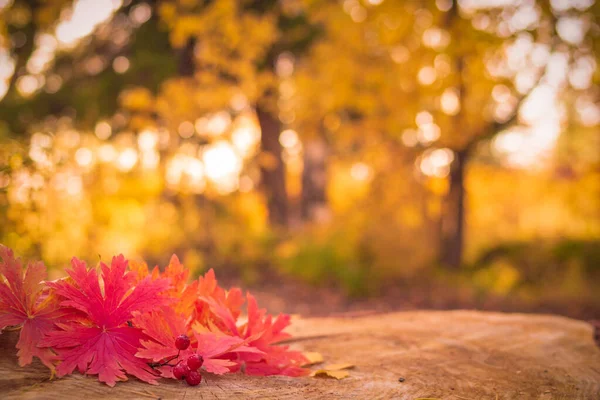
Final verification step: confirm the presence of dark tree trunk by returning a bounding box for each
[256,107,289,227]
[438,0,468,269]
[301,138,329,223]
[440,149,468,268]
[177,37,196,76]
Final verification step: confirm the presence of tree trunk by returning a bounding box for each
[256,107,289,227]
[300,138,330,224]
[440,148,468,268]
[177,37,196,76]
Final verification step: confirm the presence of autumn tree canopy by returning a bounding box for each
[0,0,598,289]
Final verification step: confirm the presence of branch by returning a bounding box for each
[465,9,562,153]
[465,44,555,154]
[4,1,38,100]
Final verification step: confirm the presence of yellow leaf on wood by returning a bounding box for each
[302,352,324,366]
[310,370,350,380]
[310,362,354,379]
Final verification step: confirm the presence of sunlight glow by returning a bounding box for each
[350,162,373,182]
[26,34,57,74]
[113,56,130,74]
[0,48,15,100]
[231,117,260,157]
[117,148,138,172]
[556,16,587,45]
[418,66,436,85]
[138,129,158,151]
[238,175,254,193]
[178,121,195,139]
[418,123,441,145]
[202,141,242,193]
[576,97,600,127]
[422,28,450,50]
[16,75,41,97]
[493,84,563,168]
[65,174,83,196]
[419,148,454,178]
[440,88,461,116]
[230,93,249,111]
[56,0,122,48]
[95,121,112,140]
[165,154,207,193]
[141,150,160,170]
[196,111,232,137]
[75,148,94,167]
[203,141,241,180]
[416,111,433,127]
[276,52,295,78]
[279,129,300,149]
[98,144,117,163]
[130,3,152,26]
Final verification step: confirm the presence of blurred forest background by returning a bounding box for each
[0,0,599,318]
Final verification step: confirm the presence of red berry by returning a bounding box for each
[173,363,189,380]
[175,334,190,350]
[185,370,202,386]
[187,354,204,371]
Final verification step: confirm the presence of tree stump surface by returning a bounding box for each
[1,310,598,400]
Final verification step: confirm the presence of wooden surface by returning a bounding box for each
[1,310,599,399]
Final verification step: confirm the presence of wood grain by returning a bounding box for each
[1,310,599,399]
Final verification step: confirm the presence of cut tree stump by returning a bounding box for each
[1,310,599,399]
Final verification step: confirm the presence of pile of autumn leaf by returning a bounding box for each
[0,244,309,387]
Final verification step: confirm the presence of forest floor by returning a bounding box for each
[219,270,600,321]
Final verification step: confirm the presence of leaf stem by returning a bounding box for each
[149,350,181,369]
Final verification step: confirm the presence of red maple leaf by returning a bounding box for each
[161,255,198,315]
[216,293,309,376]
[0,245,61,369]
[193,331,263,375]
[128,259,160,282]
[40,255,171,386]
[192,269,244,335]
[130,255,198,315]
[187,270,309,377]
[133,307,188,367]
[135,307,262,378]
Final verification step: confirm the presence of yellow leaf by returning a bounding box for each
[311,370,350,380]
[310,362,354,379]
[302,352,324,366]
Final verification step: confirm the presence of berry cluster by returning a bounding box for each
[172,334,204,386]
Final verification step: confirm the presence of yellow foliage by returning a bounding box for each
[158,3,177,26]
[473,260,521,295]
[119,87,154,112]
[466,165,600,261]
[170,15,204,48]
